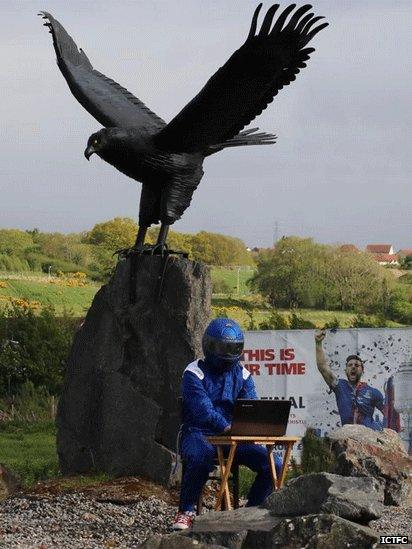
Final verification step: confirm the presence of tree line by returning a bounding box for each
[0,219,254,280]
[250,237,412,324]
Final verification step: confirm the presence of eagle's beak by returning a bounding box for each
[84,145,95,161]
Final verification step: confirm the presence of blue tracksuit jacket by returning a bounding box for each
[181,358,257,434]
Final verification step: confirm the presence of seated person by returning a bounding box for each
[173,317,281,530]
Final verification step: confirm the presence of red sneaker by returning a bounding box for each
[172,511,194,530]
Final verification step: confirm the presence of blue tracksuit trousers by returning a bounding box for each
[179,430,281,512]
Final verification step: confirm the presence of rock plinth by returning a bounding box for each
[57,254,211,485]
[329,425,412,506]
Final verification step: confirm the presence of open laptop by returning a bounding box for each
[227,399,291,436]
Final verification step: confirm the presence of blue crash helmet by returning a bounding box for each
[202,317,244,367]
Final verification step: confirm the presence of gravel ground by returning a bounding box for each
[370,506,412,537]
[0,493,176,548]
[0,492,411,548]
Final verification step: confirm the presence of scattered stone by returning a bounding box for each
[329,425,412,506]
[191,530,248,549]
[0,492,176,548]
[139,533,225,548]
[369,505,412,538]
[57,255,211,486]
[0,464,21,500]
[264,472,384,523]
[82,512,102,522]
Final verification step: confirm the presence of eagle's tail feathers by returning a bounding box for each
[208,128,276,154]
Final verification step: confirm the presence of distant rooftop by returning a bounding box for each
[366,244,393,254]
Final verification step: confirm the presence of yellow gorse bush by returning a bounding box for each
[48,271,87,288]
[8,297,41,311]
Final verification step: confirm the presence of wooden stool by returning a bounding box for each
[208,435,300,511]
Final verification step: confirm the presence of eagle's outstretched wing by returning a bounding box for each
[155,4,328,152]
[39,12,165,131]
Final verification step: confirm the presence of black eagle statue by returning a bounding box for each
[40,4,327,255]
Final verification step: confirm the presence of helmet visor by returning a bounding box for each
[203,335,244,358]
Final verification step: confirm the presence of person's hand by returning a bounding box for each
[315,329,326,344]
[223,424,232,433]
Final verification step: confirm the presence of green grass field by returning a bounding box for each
[211,266,255,294]
[0,270,404,328]
[0,421,58,485]
[0,277,99,315]
[0,420,112,488]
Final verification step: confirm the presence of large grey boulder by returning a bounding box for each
[264,472,384,523]
[243,513,379,549]
[194,507,275,532]
[329,425,412,506]
[191,507,281,549]
[189,510,379,548]
[57,255,211,485]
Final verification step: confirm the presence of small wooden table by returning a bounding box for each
[207,435,300,511]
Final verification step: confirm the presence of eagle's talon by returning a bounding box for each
[148,243,168,256]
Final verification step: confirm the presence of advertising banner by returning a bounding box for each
[242,328,412,459]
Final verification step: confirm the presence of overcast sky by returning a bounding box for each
[1,1,411,248]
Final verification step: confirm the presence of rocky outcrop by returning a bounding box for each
[264,472,384,523]
[187,510,379,548]
[329,425,412,506]
[243,514,379,549]
[0,464,20,500]
[57,254,211,485]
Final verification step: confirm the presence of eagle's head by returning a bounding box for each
[84,128,128,160]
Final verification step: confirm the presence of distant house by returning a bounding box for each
[398,248,412,258]
[366,244,399,265]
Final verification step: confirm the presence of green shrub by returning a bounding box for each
[0,304,76,395]
[323,317,341,330]
[288,313,316,329]
[398,273,412,284]
[40,258,89,276]
[350,314,388,328]
[259,309,289,330]
[385,287,412,324]
[300,428,336,475]
[212,278,231,294]
[4,382,56,422]
[0,254,31,272]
